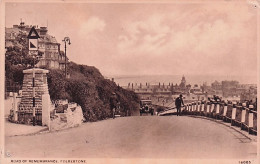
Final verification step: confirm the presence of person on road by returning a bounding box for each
[145,104,149,111]
[110,92,117,119]
[175,94,184,116]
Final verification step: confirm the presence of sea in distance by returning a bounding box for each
[105,74,257,87]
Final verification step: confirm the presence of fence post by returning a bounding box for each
[206,102,210,117]
[192,102,195,114]
[223,104,227,121]
[248,105,254,134]
[196,101,198,114]
[216,102,220,119]
[194,102,196,113]
[201,101,204,116]
[197,101,201,114]
[190,102,192,114]
[231,103,237,126]
[210,103,214,113]
[241,103,247,130]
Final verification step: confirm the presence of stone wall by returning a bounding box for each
[50,103,84,131]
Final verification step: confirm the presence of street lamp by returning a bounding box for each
[62,37,71,77]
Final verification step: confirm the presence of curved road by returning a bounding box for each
[5,116,257,158]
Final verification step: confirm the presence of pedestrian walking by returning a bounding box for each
[109,92,117,119]
[175,94,184,116]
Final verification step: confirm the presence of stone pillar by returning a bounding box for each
[42,94,51,129]
[13,92,18,121]
[18,68,49,125]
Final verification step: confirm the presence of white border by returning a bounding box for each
[1,0,259,164]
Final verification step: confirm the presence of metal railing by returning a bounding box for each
[164,101,257,135]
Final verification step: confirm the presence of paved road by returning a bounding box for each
[5,116,257,158]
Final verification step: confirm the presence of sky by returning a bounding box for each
[5,1,258,79]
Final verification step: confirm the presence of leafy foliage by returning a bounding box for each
[47,62,140,121]
[5,29,140,122]
[5,31,43,68]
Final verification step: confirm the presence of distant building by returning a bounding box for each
[128,83,153,100]
[206,80,257,100]
[125,82,172,100]
[5,21,66,70]
[125,76,192,100]
[171,76,191,94]
[179,75,186,88]
[190,84,203,95]
[240,84,257,102]
[221,80,239,97]
[211,80,223,95]
[5,27,23,49]
[123,75,258,103]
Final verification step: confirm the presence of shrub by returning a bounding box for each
[46,62,140,122]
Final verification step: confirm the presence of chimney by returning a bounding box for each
[40,27,48,35]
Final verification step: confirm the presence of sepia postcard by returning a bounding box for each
[0,0,259,163]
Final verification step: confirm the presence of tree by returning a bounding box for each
[5,30,43,93]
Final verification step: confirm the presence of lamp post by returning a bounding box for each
[62,37,71,77]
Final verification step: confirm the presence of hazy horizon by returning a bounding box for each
[108,74,257,86]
